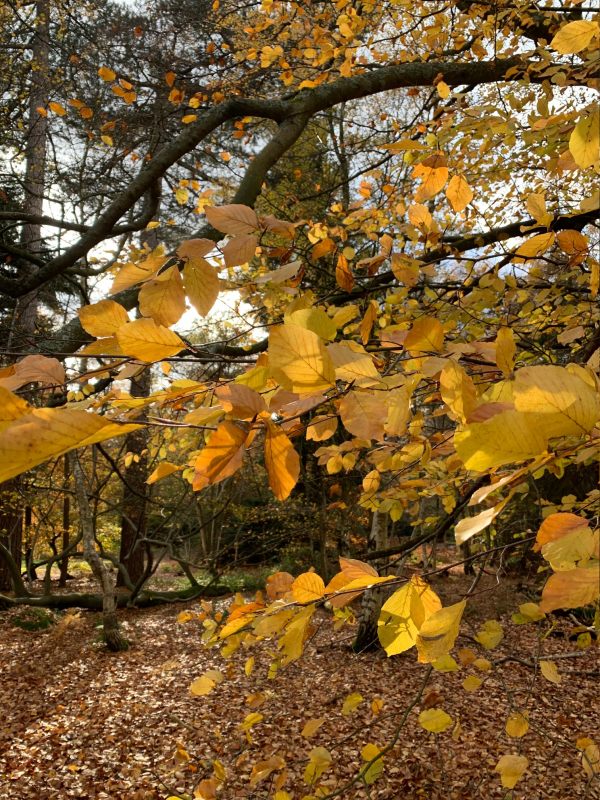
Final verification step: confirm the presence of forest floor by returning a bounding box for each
[0,569,599,800]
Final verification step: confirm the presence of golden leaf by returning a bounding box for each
[569,109,599,170]
[495,754,528,789]
[116,318,185,361]
[79,300,129,338]
[146,462,181,484]
[183,256,220,317]
[418,708,453,733]
[269,324,335,393]
[264,421,300,500]
[292,572,325,603]
[416,599,466,663]
[192,421,251,491]
[338,390,386,441]
[445,174,473,212]
[506,711,529,738]
[539,563,600,612]
[205,204,259,235]
[550,20,599,54]
[138,265,186,327]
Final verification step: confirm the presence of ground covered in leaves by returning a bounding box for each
[1,573,598,800]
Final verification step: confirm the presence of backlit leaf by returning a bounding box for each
[264,421,300,500]
[182,257,220,317]
[116,319,185,361]
[569,109,599,170]
[550,20,599,54]
[269,324,335,393]
[416,600,466,663]
[292,572,325,603]
[539,563,600,612]
[205,204,259,235]
[138,265,186,327]
[79,300,129,338]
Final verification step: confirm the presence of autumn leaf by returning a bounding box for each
[138,265,186,327]
[269,324,335,393]
[550,20,599,54]
[205,204,259,235]
[445,174,473,211]
[292,572,325,603]
[264,421,300,500]
[418,708,453,733]
[79,300,129,338]
[182,256,220,317]
[192,421,252,491]
[415,599,466,663]
[495,754,528,789]
[116,319,185,361]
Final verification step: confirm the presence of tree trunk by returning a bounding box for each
[73,454,128,652]
[59,455,71,587]
[117,366,151,587]
[0,479,25,594]
[353,510,390,652]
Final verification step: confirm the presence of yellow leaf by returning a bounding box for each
[138,265,186,327]
[462,675,482,692]
[264,421,300,500]
[289,308,337,341]
[98,65,116,81]
[579,740,600,778]
[146,461,181,484]
[327,343,381,388]
[371,697,384,715]
[495,327,516,377]
[249,755,285,787]
[214,383,266,419]
[514,365,600,439]
[190,674,218,696]
[445,174,474,212]
[0,393,140,483]
[514,231,555,261]
[475,620,503,650]
[408,203,433,231]
[455,409,548,471]
[182,114,197,124]
[436,81,450,99]
[506,711,529,738]
[432,654,460,672]
[404,317,444,353]
[378,577,441,656]
[49,101,67,116]
[306,415,338,442]
[116,319,185,361]
[182,256,220,317]
[341,692,363,716]
[569,109,599,170]
[301,718,325,739]
[416,600,466,663]
[110,247,165,294]
[279,606,314,664]
[79,299,129,338]
[175,187,189,205]
[177,238,215,259]
[304,746,332,785]
[292,572,325,603]
[361,742,384,784]
[495,754,528,789]
[440,361,478,423]
[192,421,251,491]
[526,193,553,227]
[101,134,114,146]
[550,20,599,54]
[540,563,600,612]
[269,324,335,393]
[418,708,453,733]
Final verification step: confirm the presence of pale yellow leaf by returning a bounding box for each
[550,20,599,54]
[440,361,478,423]
[264,421,300,500]
[290,308,337,341]
[495,754,528,789]
[182,257,220,317]
[495,327,516,377]
[269,324,335,393]
[301,718,325,739]
[327,343,381,387]
[79,300,129,338]
[342,692,363,716]
[306,415,338,442]
[445,174,473,212]
[116,318,184,361]
[475,619,504,650]
[569,109,599,170]
[416,600,466,663]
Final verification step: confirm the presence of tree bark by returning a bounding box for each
[72,454,128,651]
[117,366,151,587]
[354,510,390,653]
